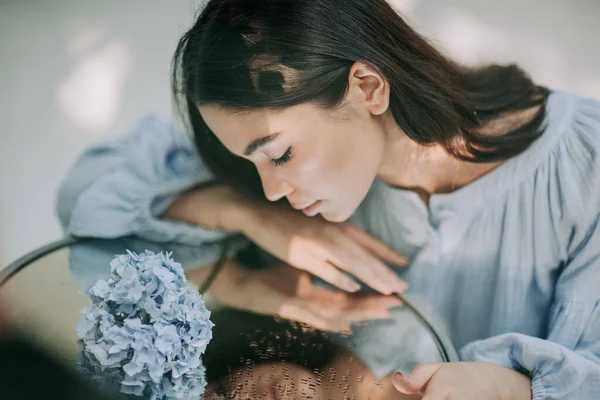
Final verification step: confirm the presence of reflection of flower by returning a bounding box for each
[76,250,214,399]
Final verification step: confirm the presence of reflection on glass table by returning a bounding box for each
[0,237,457,399]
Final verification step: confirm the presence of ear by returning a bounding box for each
[347,61,390,116]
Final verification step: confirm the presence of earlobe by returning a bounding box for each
[364,76,389,116]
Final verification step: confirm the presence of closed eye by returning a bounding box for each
[271,147,293,166]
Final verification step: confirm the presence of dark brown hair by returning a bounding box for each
[202,308,339,392]
[172,0,549,197]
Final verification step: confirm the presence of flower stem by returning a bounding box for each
[198,238,232,295]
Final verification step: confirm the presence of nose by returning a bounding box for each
[260,170,294,202]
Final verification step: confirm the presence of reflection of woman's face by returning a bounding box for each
[207,360,421,400]
[209,362,327,399]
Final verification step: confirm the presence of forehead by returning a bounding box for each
[199,105,268,134]
[198,104,326,153]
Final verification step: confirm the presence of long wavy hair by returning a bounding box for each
[172,0,548,198]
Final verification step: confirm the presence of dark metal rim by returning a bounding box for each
[0,236,458,362]
[0,236,88,288]
[397,294,457,362]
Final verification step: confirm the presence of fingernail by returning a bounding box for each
[393,372,404,384]
[398,256,410,265]
[379,284,393,295]
[391,254,410,265]
[346,280,361,292]
[385,277,407,294]
[395,281,409,293]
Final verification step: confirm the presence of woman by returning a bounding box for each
[57,0,600,398]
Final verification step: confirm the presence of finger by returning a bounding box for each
[287,291,384,333]
[314,318,352,333]
[329,237,408,294]
[295,272,313,297]
[279,301,330,329]
[294,293,367,329]
[359,253,408,294]
[352,294,403,311]
[392,364,442,395]
[278,299,351,332]
[315,293,399,324]
[330,236,391,293]
[343,305,392,322]
[343,297,402,323]
[301,261,361,293]
[343,224,410,266]
[309,286,350,306]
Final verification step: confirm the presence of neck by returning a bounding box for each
[376,113,501,200]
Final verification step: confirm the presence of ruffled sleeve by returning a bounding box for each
[461,297,600,399]
[460,95,600,399]
[56,115,249,265]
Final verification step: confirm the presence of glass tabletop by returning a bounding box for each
[0,237,457,399]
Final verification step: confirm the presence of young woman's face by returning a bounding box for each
[207,362,327,399]
[199,102,387,222]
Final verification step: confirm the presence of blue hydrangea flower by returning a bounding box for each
[76,250,214,399]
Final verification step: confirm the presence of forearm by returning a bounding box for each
[162,184,261,232]
[186,260,290,316]
[186,258,249,297]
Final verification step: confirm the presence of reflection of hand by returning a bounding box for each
[209,262,402,333]
[392,362,532,400]
[239,201,410,295]
[166,184,409,295]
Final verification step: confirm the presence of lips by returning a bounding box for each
[300,201,322,217]
[291,200,316,210]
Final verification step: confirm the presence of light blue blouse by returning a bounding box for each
[57,90,600,399]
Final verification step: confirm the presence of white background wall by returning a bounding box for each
[1,0,599,267]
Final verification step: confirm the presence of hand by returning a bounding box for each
[239,201,410,295]
[166,184,409,295]
[205,261,403,332]
[392,362,532,400]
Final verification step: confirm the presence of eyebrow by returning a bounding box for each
[243,132,281,156]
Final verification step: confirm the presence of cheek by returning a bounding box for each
[290,120,382,197]
[323,126,379,185]
[321,124,383,218]
[283,147,334,191]
[293,370,325,398]
[296,154,331,180]
[232,365,280,393]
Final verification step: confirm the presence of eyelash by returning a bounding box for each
[271,147,293,166]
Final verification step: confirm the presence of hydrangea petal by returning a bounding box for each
[77,250,213,398]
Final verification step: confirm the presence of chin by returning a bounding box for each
[321,208,353,223]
